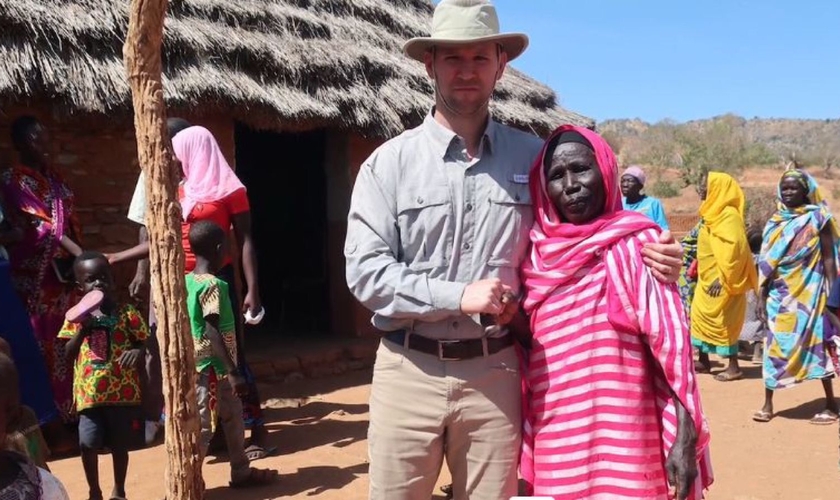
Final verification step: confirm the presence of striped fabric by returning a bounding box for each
[522,229,713,499]
[520,125,713,499]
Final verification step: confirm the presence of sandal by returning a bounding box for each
[810,410,839,425]
[229,467,278,488]
[694,361,711,374]
[752,410,773,423]
[714,371,744,382]
[244,444,278,461]
[440,484,453,499]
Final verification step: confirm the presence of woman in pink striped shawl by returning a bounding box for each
[518,125,713,499]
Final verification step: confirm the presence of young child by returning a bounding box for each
[58,251,148,500]
[0,337,50,470]
[0,352,70,499]
[186,220,276,488]
[740,227,768,363]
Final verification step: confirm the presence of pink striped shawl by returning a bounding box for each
[520,125,713,498]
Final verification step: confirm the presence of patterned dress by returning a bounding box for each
[759,200,835,390]
[678,222,702,320]
[57,305,148,411]
[1,165,78,421]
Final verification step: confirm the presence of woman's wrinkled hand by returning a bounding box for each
[665,440,698,500]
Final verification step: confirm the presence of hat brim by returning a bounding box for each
[403,33,529,63]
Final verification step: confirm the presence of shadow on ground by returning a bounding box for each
[205,463,369,499]
[774,397,836,421]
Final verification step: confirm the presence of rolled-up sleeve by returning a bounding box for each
[345,153,465,323]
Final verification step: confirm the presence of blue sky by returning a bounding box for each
[486,0,840,123]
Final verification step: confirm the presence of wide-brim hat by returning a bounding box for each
[403,0,529,62]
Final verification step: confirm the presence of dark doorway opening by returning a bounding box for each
[234,124,330,336]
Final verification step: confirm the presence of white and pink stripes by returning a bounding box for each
[520,229,713,500]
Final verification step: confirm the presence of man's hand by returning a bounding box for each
[461,279,509,315]
[706,278,723,298]
[118,348,143,370]
[642,230,683,284]
[495,292,519,326]
[128,271,148,300]
[228,372,248,397]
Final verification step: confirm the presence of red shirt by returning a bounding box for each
[179,187,250,272]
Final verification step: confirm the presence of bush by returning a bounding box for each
[650,180,680,198]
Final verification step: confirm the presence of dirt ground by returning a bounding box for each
[49,356,840,500]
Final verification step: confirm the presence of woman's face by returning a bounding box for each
[779,176,808,208]
[620,175,643,198]
[544,142,606,224]
[23,122,51,166]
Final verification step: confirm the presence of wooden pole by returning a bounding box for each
[123,1,203,499]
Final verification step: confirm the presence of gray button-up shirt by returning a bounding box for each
[345,110,544,340]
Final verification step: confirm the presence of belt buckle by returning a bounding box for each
[438,340,460,361]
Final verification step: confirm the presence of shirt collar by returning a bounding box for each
[423,107,497,159]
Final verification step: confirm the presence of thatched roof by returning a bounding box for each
[0,0,592,137]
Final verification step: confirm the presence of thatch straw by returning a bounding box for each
[0,0,592,137]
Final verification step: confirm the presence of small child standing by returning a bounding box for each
[58,251,148,500]
[740,227,768,363]
[186,221,276,488]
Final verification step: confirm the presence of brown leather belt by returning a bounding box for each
[384,330,514,361]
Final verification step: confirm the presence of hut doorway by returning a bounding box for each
[234,124,330,336]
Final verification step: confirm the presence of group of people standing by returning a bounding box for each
[676,168,840,424]
[0,114,277,497]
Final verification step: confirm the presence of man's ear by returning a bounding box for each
[495,49,508,82]
[424,49,435,79]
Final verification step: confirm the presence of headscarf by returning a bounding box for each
[522,125,658,313]
[699,172,746,225]
[172,126,246,221]
[776,168,839,238]
[698,172,756,294]
[622,165,646,186]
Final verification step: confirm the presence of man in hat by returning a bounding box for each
[344,1,685,498]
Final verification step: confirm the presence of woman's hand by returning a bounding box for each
[243,290,262,317]
[705,278,722,297]
[642,230,684,284]
[665,439,698,500]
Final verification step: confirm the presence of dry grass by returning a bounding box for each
[0,0,592,136]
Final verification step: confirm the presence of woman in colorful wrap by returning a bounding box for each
[753,169,839,424]
[0,185,59,453]
[691,172,757,381]
[520,125,712,499]
[1,116,82,453]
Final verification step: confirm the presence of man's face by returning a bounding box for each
[424,42,507,115]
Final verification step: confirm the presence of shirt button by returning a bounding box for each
[452,321,459,329]
[466,203,473,212]
[514,194,521,202]
[417,197,424,205]
[464,242,471,250]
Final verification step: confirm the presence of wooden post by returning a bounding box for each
[123,1,203,499]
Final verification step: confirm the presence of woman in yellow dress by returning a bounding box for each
[691,172,757,381]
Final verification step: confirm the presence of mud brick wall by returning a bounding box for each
[0,104,234,304]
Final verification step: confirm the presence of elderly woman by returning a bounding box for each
[753,170,839,423]
[621,165,670,230]
[691,172,756,381]
[1,116,82,452]
[519,125,712,500]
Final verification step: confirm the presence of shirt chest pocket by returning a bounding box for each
[485,184,532,267]
[397,187,452,271]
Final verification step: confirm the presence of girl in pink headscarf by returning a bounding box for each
[108,126,270,454]
[518,125,713,499]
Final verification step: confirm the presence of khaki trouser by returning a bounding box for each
[196,370,250,483]
[368,338,521,500]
